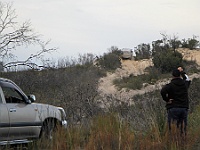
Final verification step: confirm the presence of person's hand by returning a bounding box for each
[178,67,183,72]
[167,99,173,104]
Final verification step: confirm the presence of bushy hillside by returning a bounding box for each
[1,48,200,149]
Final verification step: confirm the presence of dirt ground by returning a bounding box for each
[178,48,200,65]
[98,48,200,103]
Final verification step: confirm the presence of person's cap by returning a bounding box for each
[172,69,181,77]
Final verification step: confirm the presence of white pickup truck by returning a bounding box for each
[0,78,67,145]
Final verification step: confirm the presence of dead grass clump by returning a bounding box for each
[86,114,135,150]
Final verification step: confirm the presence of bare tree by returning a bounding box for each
[0,2,56,70]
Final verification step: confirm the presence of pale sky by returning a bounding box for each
[3,0,200,60]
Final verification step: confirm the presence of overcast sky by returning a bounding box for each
[3,0,200,60]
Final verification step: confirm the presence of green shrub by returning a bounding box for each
[97,52,121,71]
[182,36,199,50]
[152,50,183,73]
[113,75,144,90]
[113,67,163,90]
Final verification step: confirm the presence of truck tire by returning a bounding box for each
[40,119,57,140]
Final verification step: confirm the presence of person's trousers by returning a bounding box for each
[167,107,188,135]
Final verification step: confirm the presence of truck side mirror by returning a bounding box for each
[28,94,36,102]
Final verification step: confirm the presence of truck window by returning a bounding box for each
[2,87,24,103]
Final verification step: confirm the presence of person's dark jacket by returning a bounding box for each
[161,77,189,110]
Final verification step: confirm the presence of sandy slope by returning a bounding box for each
[178,48,200,65]
[98,48,200,102]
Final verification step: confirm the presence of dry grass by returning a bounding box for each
[85,114,135,150]
[21,109,200,150]
[3,108,200,150]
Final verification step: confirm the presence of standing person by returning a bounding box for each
[161,69,189,136]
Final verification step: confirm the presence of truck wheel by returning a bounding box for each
[41,119,57,140]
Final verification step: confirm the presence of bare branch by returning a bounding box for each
[3,40,57,69]
[0,2,57,70]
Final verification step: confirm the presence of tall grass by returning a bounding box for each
[85,114,135,150]
[24,89,200,150]
[4,105,200,150]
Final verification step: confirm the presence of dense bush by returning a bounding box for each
[97,49,121,71]
[152,50,183,73]
[0,65,106,125]
[181,36,199,50]
[135,43,151,60]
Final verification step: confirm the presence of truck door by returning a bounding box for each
[0,87,10,141]
[1,85,37,140]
